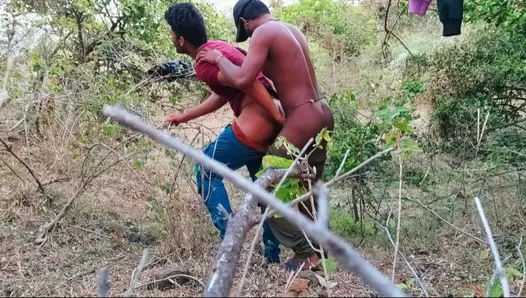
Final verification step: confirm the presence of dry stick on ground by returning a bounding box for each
[236,138,315,297]
[124,249,149,297]
[0,137,46,193]
[475,196,510,297]
[136,274,206,289]
[102,105,405,297]
[377,222,430,297]
[392,154,403,282]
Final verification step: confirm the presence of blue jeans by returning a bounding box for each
[196,125,281,263]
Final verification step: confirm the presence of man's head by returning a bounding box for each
[233,0,271,42]
[164,3,207,54]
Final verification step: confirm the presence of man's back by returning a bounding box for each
[256,22,321,111]
[252,21,334,148]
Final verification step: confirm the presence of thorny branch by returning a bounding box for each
[102,105,405,298]
[475,196,510,297]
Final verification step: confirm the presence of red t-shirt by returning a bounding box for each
[194,40,277,117]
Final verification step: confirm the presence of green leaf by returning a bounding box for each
[160,183,172,194]
[385,132,398,145]
[262,155,293,169]
[400,138,422,156]
[375,107,394,125]
[396,283,410,289]
[393,118,413,133]
[505,267,523,278]
[274,136,286,149]
[135,160,144,169]
[325,257,336,276]
[489,279,504,298]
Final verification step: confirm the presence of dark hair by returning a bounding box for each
[164,3,207,47]
[238,0,270,20]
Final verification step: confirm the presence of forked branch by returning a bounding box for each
[102,105,405,297]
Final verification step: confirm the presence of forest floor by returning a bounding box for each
[1,96,522,297]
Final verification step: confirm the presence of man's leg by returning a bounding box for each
[196,125,259,239]
[265,135,331,269]
[246,158,281,263]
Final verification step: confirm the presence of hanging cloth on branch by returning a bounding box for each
[407,0,464,37]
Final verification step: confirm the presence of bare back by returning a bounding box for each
[254,21,334,148]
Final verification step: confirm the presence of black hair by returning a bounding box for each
[239,0,270,20]
[164,3,207,47]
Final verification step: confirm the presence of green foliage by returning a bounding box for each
[486,266,524,297]
[329,208,375,239]
[256,155,307,203]
[324,91,388,179]
[423,26,526,161]
[274,0,378,55]
[465,0,526,35]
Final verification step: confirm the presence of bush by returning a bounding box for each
[412,26,526,161]
[274,0,378,55]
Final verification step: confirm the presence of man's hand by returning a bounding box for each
[165,113,187,125]
[196,48,223,65]
[274,99,286,126]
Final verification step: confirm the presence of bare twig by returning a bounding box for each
[124,249,149,297]
[237,138,314,297]
[0,157,33,187]
[404,187,486,245]
[267,147,393,218]
[0,137,45,193]
[335,148,351,178]
[377,223,429,297]
[517,235,525,297]
[102,106,405,297]
[475,196,510,297]
[392,154,403,282]
[315,183,329,228]
[97,267,110,297]
[35,144,136,245]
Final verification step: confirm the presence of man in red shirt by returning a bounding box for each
[161,2,285,264]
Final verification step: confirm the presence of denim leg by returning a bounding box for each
[246,158,281,263]
[196,125,266,239]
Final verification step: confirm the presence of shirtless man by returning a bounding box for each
[160,2,286,264]
[197,0,334,271]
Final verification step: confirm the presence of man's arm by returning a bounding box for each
[166,92,227,124]
[217,72,285,125]
[196,28,271,90]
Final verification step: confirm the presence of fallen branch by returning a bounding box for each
[475,196,510,297]
[102,105,405,297]
[124,249,149,297]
